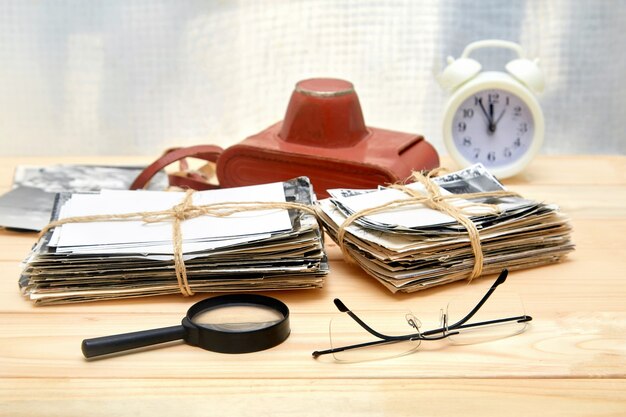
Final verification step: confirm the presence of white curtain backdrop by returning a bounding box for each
[0,0,624,157]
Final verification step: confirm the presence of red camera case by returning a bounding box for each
[132,78,439,197]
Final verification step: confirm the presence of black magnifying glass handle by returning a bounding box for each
[81,325,186,358]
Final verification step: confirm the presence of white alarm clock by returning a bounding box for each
[439,40,545,178]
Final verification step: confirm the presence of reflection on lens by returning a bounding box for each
[329,311,421,362]
[446,289,528,345]
[192,304,284,332]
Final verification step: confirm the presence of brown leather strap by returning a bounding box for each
[130,145,224,190]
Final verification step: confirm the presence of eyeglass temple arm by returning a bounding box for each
[311,299,390,359]
[312,338,400,358]
[326,269,510,349]
[333,298,398,340]
[313,269,526,359]
[446,268,509,330]
[311,299,426,358]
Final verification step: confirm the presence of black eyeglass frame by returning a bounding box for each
[312,269,532,359]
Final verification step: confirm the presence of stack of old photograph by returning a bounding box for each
[317,164,574,293]
[20,177,327,304]
[0,164,168,232]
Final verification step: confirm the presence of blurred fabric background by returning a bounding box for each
[1,0,624,157]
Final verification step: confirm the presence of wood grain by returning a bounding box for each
[0,155,624,416]
[1,379,625,417]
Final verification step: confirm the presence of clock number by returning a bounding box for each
[457,121,467,132]
[487,151,496,162]
[473,148,480,159]
[505,96,510,106]
[463,108,474,118]
[513,138,522,148]
[462,136,472,146]
[503,147,512,158]
[513,106,522,117]
[518,122,528,134]
[488,93,499,104]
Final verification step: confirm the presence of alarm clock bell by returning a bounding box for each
[439,40,544,93]
[505,58,545,93]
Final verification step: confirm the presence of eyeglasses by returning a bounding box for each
[312,269,532,362]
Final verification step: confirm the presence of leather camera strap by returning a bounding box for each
[130,145,223,190]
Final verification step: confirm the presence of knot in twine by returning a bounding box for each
[336,168,520,282]
[39,190,318,297]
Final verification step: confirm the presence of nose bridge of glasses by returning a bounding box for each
[404,313,421,332]
[439,308,448,330]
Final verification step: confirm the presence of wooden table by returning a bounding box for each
[0,155,624,416]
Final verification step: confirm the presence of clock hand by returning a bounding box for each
[494,109,506,126]
[478,98,494,126]
[485,101,497,132]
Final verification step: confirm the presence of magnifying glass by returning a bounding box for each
[82,294,290,358]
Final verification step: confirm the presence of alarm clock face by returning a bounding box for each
[451,89,534,169]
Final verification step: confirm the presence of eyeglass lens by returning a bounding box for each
[329,310,421,362]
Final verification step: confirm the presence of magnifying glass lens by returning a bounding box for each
[192,304,285,332]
